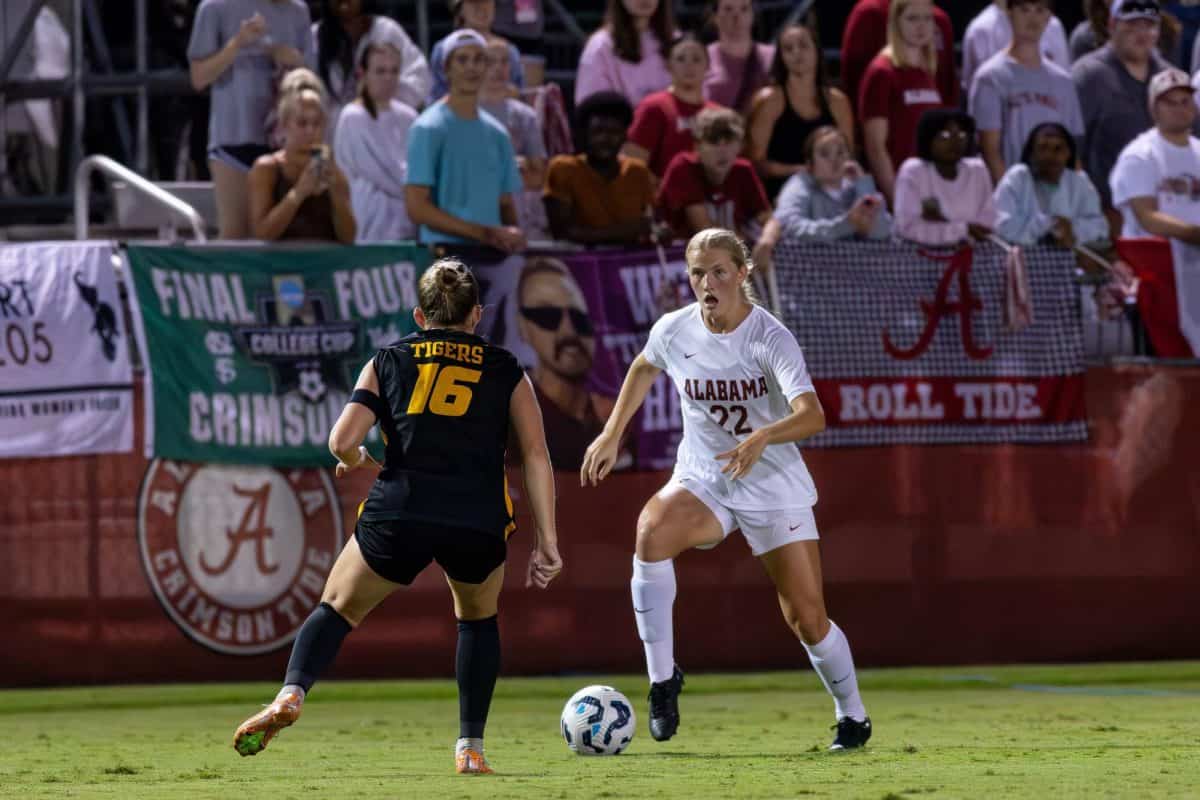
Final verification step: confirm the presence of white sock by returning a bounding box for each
[278,684,306,703]
[631,556,676,684]
[802,620,867,721]
[455,737,484,754]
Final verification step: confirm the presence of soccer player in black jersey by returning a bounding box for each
[233,258,562,774]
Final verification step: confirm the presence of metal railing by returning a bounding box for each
[1,0,166,219]
[545,0,589,42]
[74,154,207,242]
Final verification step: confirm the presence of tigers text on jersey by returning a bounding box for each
[358,328,524,537]
[642,303,818,510]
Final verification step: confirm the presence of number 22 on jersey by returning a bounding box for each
[711,404,753,434]
[406,363,482,417]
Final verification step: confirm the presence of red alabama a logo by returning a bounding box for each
[882,248,993,361]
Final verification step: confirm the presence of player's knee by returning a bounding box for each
[634,511,664,560]
[453,586,499,620]
[783,603,828,644]
[456,597,498,620]
[320,591,364,627]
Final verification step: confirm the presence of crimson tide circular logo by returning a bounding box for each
[137,460,344,656]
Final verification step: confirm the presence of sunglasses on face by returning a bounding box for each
[520,305,593,335]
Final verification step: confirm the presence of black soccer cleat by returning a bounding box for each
[829,716,872,750]
[647,665,685,741]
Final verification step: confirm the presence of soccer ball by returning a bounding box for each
[560,685,636,756]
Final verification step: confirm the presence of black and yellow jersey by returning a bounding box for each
[358,328,524,537]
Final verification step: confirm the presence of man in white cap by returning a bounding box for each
[1073,0,1177,223]
[1110,67,1200,241]
[405,28,526,253]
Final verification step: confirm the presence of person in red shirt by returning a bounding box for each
[656,107,771,239]
[623,33,723,179]
[859,0,951,206]
[840,0,958,116]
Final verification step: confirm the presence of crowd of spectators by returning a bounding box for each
[164,0,1198,335]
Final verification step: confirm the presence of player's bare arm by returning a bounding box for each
[580,354,662,487]
[715,392,826,480]
[510,374,563,588]
[328,361,383,477]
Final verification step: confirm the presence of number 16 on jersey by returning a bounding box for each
[407,363,482,417]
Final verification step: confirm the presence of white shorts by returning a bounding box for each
[668,473,819,557]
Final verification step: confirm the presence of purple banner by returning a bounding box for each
[467,247,690,472]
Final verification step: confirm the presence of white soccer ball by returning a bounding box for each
[560,685,636,756]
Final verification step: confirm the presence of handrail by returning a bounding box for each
[545,0,587,43]
[416,0,430,58]
[74,154,207,242]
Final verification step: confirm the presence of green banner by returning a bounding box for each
[127,244,428,466]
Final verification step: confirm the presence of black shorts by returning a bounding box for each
[354,518,507,586]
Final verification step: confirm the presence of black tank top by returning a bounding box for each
[271,153,338,241]
[764,86,834,200]
[358,328,524,537]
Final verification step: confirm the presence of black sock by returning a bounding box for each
[284,602,353,692]
[456,615,500,739]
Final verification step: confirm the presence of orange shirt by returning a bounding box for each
[544,154,656,230]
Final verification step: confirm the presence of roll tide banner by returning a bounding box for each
[0,242,135,457]
[126,245,428,466]
[775,240,1088,446]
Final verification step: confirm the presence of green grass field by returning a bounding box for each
[2,662,1198,799]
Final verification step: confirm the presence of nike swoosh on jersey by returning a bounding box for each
[788,523,804,531]
[683,352,697,359]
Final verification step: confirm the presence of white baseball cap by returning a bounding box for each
[1148,68,1195,111]
[1110,0,1161,22]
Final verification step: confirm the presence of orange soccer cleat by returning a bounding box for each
[455,746,494,775]
[232,691,304,757]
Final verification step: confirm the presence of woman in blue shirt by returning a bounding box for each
[994,122,1109,248]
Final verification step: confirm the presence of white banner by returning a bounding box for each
[0,242,134,457]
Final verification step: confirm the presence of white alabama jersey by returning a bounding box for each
[642,303,818,510]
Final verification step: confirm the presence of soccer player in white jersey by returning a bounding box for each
[580,228,871,750]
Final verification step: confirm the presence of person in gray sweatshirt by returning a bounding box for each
[754,125,891,271]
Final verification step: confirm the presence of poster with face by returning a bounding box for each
[464,246,690,471]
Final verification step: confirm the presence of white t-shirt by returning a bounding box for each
[641,303,818,510]
[1110,128,1200,237]
[334,99,419,242]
